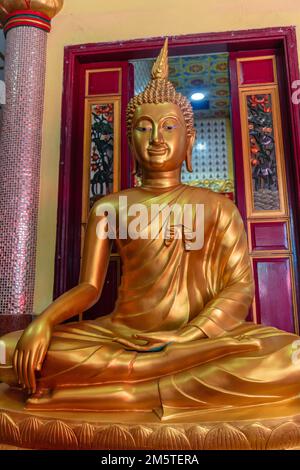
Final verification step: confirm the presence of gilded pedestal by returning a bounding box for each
[1,384,300,450]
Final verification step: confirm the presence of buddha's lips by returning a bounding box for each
[147,146,168,157]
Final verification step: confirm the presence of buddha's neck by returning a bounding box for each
[141,169,182,189]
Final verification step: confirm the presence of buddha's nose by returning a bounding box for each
[151,125,163,145]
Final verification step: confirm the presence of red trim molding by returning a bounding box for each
[3,9,51,35]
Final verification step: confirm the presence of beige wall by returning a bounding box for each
[34,0,300,312]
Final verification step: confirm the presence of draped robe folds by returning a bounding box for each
[1,185,300,421]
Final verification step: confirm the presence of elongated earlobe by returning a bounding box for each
[129,141,137,176]
[131,156,137,176]
[185,130,196,173]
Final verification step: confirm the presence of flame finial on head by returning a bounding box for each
[151,37,169,80]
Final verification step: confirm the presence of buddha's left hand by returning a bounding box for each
[114,327,205,352]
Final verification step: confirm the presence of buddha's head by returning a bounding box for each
[126,39,196,174]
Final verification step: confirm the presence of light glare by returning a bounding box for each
[191,92,205,101]
[197,142,206,151]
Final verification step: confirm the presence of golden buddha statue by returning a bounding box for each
[1,39,300,424]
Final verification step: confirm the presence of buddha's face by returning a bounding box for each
[130,103,195,172]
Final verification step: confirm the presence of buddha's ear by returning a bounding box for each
[129,140,137,175]
[185,129,196,173]
[131,157,137,176]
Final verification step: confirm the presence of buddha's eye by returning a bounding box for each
[162,119,178,131]
[135,124,152,133]
[163,124,177,131]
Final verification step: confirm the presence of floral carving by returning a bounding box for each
[246,93,280,211]
[204,423,251,450]
[243,423,271,450]
[39,420,78,450]
[130,426,153,449]
[19,417,43,448]
[90,103,114,205]
[266,422,300,450]
[92,425,135,450]
[186,425,208,449]
[148,426,191,450]
[74,423,95,449]
[0,412,20,445]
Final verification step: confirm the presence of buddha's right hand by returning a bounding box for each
[13,317,53,394]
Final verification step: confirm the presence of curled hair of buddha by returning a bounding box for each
[126,38,194,140]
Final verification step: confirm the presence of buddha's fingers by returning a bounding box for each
[13,349,18,382]
[36,343,46,372]
[126,342,166,352]
[17,350,24,387]
[13,348,22,385]
[22,351,31,390]
[30,347,42,393]
[113,337,142,349]
[113,336,165,352]
[26,350,35,394]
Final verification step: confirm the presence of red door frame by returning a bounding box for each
[55,27,300,322]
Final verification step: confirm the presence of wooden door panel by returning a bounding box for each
[54,60,133,321]
[230,51,299,333]
[81,63,133,320]
[253,257,296,332]
[249,220,289,252]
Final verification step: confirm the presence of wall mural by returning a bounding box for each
[246,94,280,211]
[89,103,114,207]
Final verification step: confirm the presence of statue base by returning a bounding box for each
[1,384,300,450]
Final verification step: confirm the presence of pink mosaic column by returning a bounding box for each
[0,2,64,335]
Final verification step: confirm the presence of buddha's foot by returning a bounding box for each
[26,388,52,406]
[26,396,51,407]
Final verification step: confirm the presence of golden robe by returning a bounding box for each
[2,185,300,421]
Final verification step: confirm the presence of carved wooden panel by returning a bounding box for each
[252,256,296,333]
[249,220,289,252]
[238,56,276,86]
[235,53,298,333]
